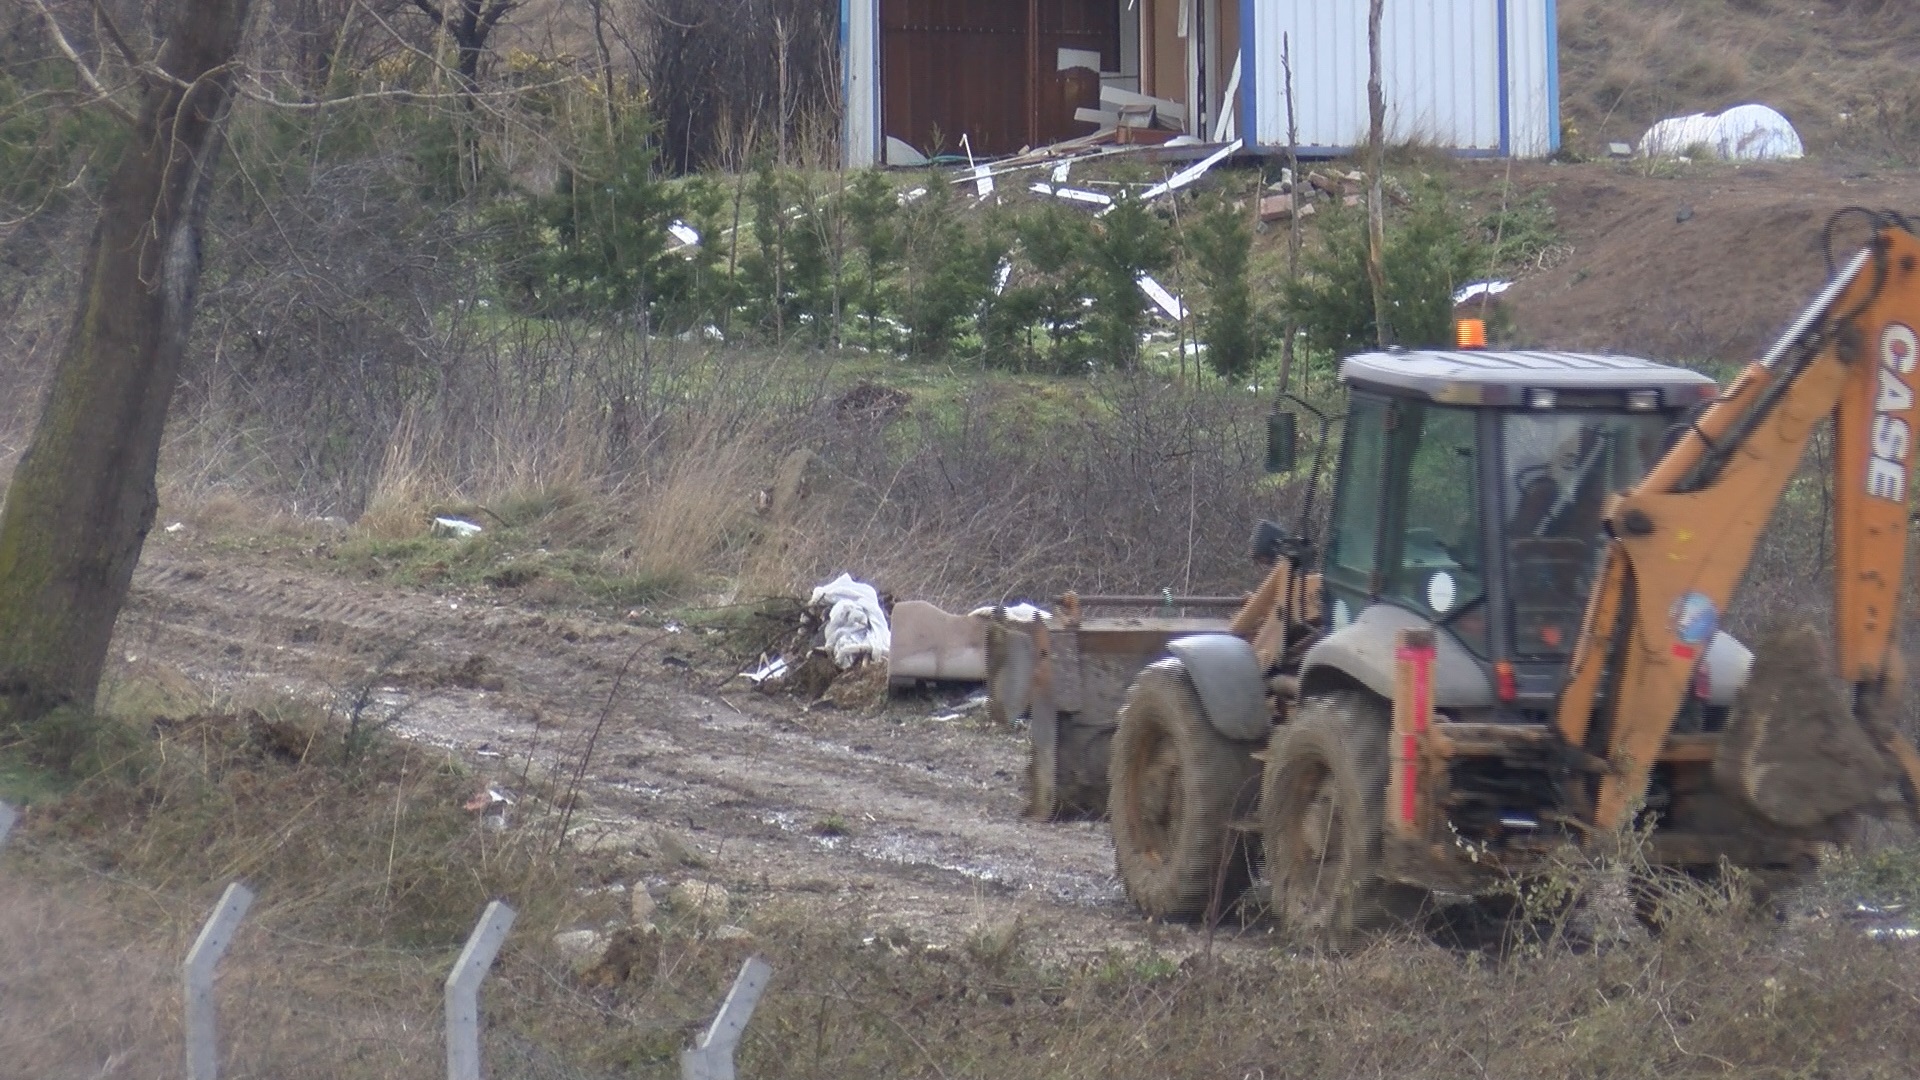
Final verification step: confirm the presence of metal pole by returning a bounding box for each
[682,956,773,1080]
[445,901,516,1080]
[184,882,254,1080]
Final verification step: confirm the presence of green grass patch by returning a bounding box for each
[325,529,686,610]
[1829,843,1920,908]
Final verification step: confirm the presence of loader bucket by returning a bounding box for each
[1714,622,1903,830]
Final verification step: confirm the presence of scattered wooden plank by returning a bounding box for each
[1212,52,1243,143]
[1030,182,1114,208]
[1074,106,1121,130]
[1107,137,1243,214]
[1057,47,1102,73]
[1137,273,1186,321]
[1100,85,1187,127]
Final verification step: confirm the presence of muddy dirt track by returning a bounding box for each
[113,537,1239,958]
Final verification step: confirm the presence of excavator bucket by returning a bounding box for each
[1715,622,1904,829]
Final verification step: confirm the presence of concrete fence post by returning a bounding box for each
[445,900,516,1080]
[184,882,254,1080]
[682,956,773,1080]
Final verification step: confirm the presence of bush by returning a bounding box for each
[988,203,1097,372]
[1188,196,1265,380]
[1084,194,1173,369]
[897,178,1001,359]
[844,168,904,350]
[1284,188,1487,356]
[492,111,696,325]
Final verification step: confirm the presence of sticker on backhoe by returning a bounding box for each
[1869,323,1918,503]
[1671,591,1718,647]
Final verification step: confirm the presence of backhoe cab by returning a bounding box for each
[1308,349,1729,722]
[992,345,1859,942]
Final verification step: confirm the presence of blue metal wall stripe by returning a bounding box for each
[1496,0,1511,156]
[1241,0,1258,146]
[840,0,852,161]
[1546,0,1561,152]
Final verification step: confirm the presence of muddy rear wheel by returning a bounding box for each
[1109,660,1263,919]
[1262,690,1423,949]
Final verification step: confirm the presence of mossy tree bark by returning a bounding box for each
[0,0,252,730]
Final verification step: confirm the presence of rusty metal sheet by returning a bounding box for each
[1072,617,1232,656]
[985,619,1036,727]
[1050,626,1085,714]
[1025,685,1061,818]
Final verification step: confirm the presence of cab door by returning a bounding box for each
[1322,393,1392,631]
[1322,393,1491,655]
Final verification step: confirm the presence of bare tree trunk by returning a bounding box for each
[0,0,252,731]
[776,16,792,169]
[1275,32,1303,402]
[1365,0,1391,347]
[587,0,618,142]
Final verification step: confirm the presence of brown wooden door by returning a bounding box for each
[1034,0,1119,146]
[880,0,1119,158]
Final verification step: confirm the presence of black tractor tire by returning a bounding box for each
[1262,690,1425,949]
[1108,660,1264,919]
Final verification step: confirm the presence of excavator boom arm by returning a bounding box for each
[1555,220,1920,830]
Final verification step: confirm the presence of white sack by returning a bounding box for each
[1639,104,1803,162]
[810,573,892,668]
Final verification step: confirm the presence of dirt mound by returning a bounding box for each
[1501,162,1920,365]
[1715,622,1900,830]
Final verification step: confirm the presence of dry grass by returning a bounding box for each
[0,671,605,1079]
[0,659,1917,1079]
[9,764,1920,1080]
[1559,0,1920,160]
[219,337,1288,614]
[610,423,766,593]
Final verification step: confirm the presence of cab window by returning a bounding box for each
[1503,411,1670,657]
[1389,404,1487,653]
[1328,396,1389,585]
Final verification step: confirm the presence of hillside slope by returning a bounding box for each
[1499,161,1920,364]
[1558,0,1920,161]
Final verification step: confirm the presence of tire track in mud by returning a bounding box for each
[120,546,1139,948]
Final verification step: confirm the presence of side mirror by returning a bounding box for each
[1266,410,1298,474]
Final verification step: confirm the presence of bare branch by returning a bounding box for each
[0,166,83,230]
[230,70,577,111]
[30,0,136,125]
[409,0,445,26]
[90,0,145,71]
[475,0,518,39]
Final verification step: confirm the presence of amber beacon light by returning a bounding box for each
[1455,317,1488,350]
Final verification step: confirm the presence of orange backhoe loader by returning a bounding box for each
[987,210,1920,945]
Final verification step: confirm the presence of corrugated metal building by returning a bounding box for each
[843,1,1559,166]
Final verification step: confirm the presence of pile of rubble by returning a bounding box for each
[739,576,1041,714]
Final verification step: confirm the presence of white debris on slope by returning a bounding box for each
[969,602,1053,625]
[1453,280,1514,306]
[810,573,892,668]
[1136,274,1186,321]
[1638,104,1804,162]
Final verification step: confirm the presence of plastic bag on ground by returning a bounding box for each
[1638,104,1803,162]
[810,573,891,669]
